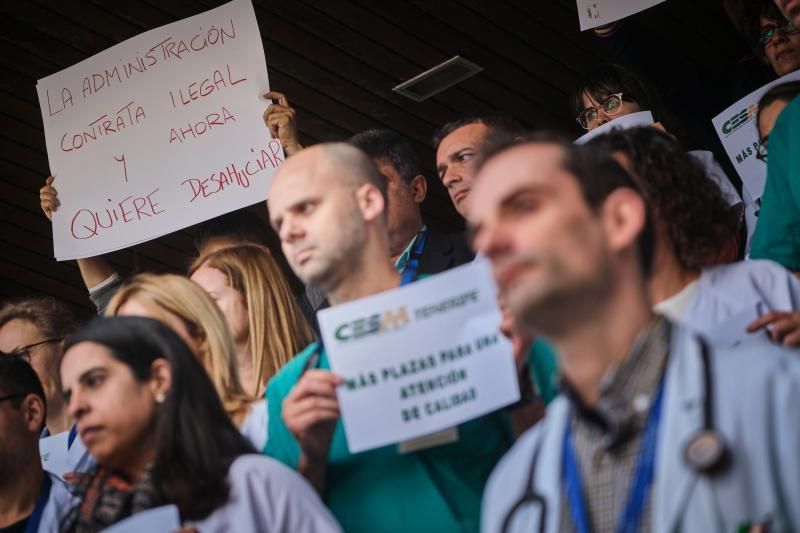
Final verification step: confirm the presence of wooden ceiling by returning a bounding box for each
[0,0,754,309]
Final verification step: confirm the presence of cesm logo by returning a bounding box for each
[334,306,411,342]
[720,103,758,136]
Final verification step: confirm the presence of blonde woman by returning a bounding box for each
[105,273,267,450]
[189,244,315,397]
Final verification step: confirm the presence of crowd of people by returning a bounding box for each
[2,0,800,531]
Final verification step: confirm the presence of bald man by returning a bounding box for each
[264,143,516,533]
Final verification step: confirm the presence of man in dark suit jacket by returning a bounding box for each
[304,129,474,318]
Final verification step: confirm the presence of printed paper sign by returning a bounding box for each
[318,261,520,454]
[574,110,654,144]
[102,505,180,532]
[36,0,281,261]
[39,431,70,478]
[577,0,665,31]
[711,70,800,204]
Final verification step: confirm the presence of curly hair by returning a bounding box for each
[588,128,740,270]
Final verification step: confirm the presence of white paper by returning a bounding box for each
[711,70,800,205]
[36,0,282,261]
[101,505,180,532]
[318,261,520,454]
[574,110,654,145]
[39,431,70,478]
[576,0,665,31]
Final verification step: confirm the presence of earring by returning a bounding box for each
[155,393,165,404]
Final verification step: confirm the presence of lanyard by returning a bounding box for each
[24,473,52,533]
[400,227,428,286]
[68,424,78,449]
[562,379,665,533]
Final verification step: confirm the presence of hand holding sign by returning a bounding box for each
[263,91,303,157]
[40,176,60,221]
[282,368,342,460]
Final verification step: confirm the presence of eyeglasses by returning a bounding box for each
[759,21,799,47]
[576,93,625,130]
[756,136,769,163]
[0,393,26,404]
[1,338,63,363]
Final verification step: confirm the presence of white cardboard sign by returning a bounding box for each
[36,0,281,261]
[318,261,521,454]
[711,70,800,204]
[576,0,666,31]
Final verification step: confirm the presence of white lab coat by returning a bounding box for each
[481,325,800,533]
[681,260,800,347]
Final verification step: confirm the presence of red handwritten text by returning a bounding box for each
[168,105,236,144]
[181,140,284,203]
[169,64,247,108]
[60,101,146,153]
[46,87,74,117]
[70,188,165,240]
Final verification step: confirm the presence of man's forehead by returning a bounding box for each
[439,123,490,154]
[480,143,564,187]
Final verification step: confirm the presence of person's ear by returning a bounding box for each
[21,394,46,433]
[355,183,386,223]
[409,174,428,204]
[601,187,647,256]
[148,359,172,405]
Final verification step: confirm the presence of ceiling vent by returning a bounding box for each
[393,56,483,102]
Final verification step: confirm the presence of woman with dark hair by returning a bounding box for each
[573,63,747,257]
[58,316,340,532]
[591,127,800,347]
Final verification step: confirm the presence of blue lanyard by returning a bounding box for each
[68,424,78,449]
[562,380,665,533]
[400,227,428,286]
[24,473,52,533]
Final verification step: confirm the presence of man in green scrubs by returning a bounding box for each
[264,143,526,533]
[751,93,800,270]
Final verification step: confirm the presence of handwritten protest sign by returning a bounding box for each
[318,261,520,454]
[574,110,654,144]
[576,0,665,31]
[36,0,280,261]
[711,70,800,205]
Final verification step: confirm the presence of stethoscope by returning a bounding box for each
[500,337,729,533]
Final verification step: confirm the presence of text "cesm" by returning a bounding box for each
[334,307,410,342]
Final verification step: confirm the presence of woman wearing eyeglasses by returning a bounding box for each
[571,63,748,259]
[744,1,800,78]
[59,316,341,532]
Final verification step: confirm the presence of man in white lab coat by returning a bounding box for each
[470,135,800,532]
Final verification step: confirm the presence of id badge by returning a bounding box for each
[397,427,459,454]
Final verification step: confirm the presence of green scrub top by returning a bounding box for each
[750,95,800,270]
[264,342,515,533]
[528,337,560,405]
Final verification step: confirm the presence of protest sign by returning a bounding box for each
[576,0,665,31]
[574,110,654,144]
[318,261,520,454]
[36,0,280,261]
[711,70,800,204]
